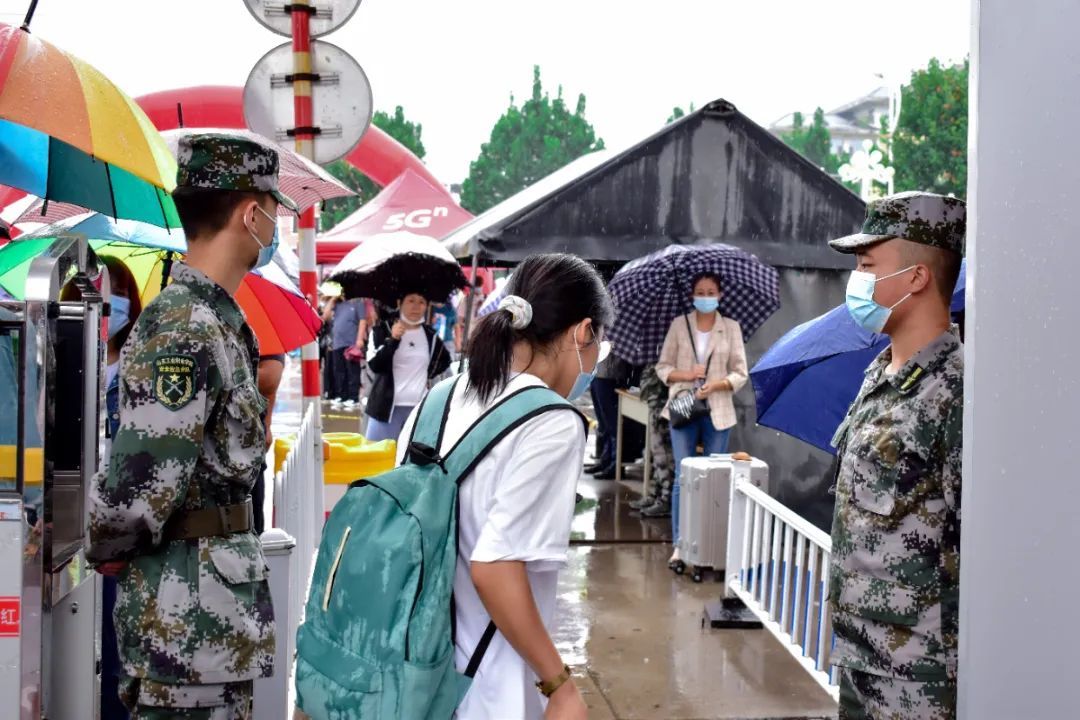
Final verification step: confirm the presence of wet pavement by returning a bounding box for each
[270,361,838,719]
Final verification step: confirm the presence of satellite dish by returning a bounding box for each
[243,40,373,165]
[242,0,362,38]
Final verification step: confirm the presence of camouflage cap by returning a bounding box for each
[829,191,965,255]
[176,133,299,212]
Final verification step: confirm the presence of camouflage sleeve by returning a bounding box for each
[87,320,220,564]
[940,397,963,656]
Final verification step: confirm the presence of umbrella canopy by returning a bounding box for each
[607,244,781,366]
[751,259,967,453]
[0,24,179,228]
[18,212,186,253]
[317,169,473,265]
[329,230,467,304]
[0,228,321,354]
[15,128,355,225]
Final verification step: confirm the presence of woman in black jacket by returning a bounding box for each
[364,292,451,441]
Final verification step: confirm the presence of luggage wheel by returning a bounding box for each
[670,560,686,575]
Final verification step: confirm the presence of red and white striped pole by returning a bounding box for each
[290,0,325,524]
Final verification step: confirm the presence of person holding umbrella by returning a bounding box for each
[651,272,749,565]
[365,292,452,442]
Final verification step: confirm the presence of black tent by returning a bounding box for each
[446,99,868,530]
[444,99,865,271]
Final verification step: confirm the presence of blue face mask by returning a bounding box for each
[693,296,720,314]
[108,295,130,340]
[248,204,280,269]
[845,266,915,333]
[567,323,608,401]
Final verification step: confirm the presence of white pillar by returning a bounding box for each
[961,2,1080,717]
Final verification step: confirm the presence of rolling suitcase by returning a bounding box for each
[677,454,769,583]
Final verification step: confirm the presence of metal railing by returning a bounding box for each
[724,463,839,698]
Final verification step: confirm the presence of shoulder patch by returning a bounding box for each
[152,354,198,411]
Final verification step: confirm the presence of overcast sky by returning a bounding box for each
[0,0,971,183]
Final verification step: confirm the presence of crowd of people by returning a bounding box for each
[80,128,964,720]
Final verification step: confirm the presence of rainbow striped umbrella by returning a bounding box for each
[0,23,179,228]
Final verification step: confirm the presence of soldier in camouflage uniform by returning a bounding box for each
[630,365,674,514]
[827,191,965,720]
[87,134,298,719]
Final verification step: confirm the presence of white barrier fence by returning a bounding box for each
[255,404,322,719]
[724,469,839,699]
[274,404,322,619]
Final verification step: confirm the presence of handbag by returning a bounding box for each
[668,316,712,429]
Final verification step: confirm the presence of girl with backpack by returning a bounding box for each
[399,253,612,720]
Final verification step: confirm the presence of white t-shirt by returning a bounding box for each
[695,329,711,364]
[397,373,586,720]
[393,327,430,407]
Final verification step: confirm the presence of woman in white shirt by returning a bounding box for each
[398,253,613,720]
[366,292,451,442]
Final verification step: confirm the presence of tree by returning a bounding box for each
[666,103,696,123]
[460,66,604,214]
[781,107,849,175]
[892,58,969,198]
[320,106,426,231]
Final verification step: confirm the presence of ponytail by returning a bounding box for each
[466,253,613,403]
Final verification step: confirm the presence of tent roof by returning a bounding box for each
[444,99,866,270]
[317,169,472,265]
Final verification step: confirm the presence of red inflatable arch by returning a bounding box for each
[0,85,441,211]
[137,86,441,188]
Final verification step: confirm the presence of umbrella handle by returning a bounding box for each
[161,251,173,292]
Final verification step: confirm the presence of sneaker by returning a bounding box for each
[640,500,671,518]
[629,496,654,510]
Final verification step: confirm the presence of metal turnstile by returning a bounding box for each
[0,236,108,719]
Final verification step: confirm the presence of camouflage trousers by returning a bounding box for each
[644,410,673,503]
[838,667,956,720]
[120,677,253,719]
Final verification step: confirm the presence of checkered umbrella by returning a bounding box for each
[608,244,780,366]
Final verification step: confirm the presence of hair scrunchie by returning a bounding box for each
[498,294,533,330]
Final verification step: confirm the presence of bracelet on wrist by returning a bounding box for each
[536,664,572,698]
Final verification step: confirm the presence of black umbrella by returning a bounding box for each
[328,230,467,304]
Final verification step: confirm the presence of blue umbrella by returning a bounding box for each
[752,259,966,453]
[18,212,186,253]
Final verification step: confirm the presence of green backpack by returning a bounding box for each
[295,375,583,720]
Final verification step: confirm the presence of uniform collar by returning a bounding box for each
[866,326,961,395]
[170,262,246,332]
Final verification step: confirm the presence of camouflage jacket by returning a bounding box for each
[828,329,962,682]
[87,262,275,686]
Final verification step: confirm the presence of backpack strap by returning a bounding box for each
[404,375,460,460]
[440,385,586,483]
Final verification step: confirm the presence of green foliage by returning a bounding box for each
[666,103,696,124]
[460,66,605,214]
[320,107,427,231]
[781,107,849,175]
[892,58,969,198]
